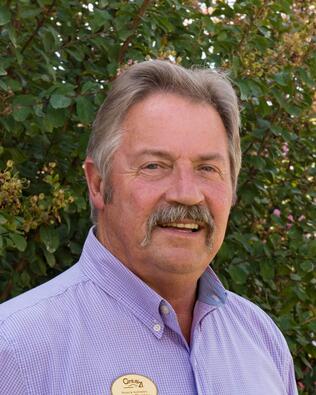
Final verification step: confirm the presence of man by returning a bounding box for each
[0,60,297,394]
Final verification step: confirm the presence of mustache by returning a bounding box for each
[140,204,215,248]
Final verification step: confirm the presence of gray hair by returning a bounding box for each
[87,60,241,223]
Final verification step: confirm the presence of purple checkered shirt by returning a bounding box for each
[0,228,297,394]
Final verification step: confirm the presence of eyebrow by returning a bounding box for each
[136,149,174,161]
[196,153,226,163]
[136,149,226,163]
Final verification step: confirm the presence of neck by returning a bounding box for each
[95,219,200,344]
[149,278,198,344]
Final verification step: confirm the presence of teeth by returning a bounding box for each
[161,223,199,230]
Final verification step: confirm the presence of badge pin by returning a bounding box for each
[111,373,158,395]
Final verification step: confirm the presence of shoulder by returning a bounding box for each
[224,291,287,342]
[225,291,282,331]
[0,263,87,335]
[223,291,292,367]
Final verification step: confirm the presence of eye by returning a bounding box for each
[200,165,215,172]
[139,161,171,178]
[197,164,223,178]
[143,163,160,170]
[198,165,217,173]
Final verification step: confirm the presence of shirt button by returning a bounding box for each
[153,323,161,332]
[212,294,220,303]
[160,305,169,315]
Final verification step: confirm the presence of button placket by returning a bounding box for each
[190,325,204,394]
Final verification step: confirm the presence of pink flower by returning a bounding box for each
[287,214,294,222]
[273,209,281,217]
[282,142,289,156]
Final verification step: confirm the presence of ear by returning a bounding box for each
[84,157,105,211]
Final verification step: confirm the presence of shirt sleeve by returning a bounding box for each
[0,333,27,395]
[285,353,298,395]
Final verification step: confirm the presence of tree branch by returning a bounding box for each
[118,0,152,64]
[21,0,57,54]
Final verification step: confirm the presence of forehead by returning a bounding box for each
[118,93,229,160]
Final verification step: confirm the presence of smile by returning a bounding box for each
[158,222,201,232]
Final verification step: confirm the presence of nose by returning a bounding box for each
[164,166,204,206]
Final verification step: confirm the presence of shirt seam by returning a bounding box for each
[0,332,29,395]
[102,290,165,338]
[0,277,90,329]
[82,262,165,336]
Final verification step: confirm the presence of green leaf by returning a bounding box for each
[237,80,252,100]
[43,248,56,268]
[278,315,294,331]
[274,71,290,87]
[217,31,228,41]
[294,286,307,302]
[247,80,263,97]
[307,240,316,256]
[99,0,109,7]
[260,262,275,281]
[81,81,100,94]
[157,17,175,33]
[46,108,67,128]
[0,80,8,90]
[117,28,131,41]
[13,95,35,106]
[228,265,248,284]
[8,26,17,47]
[66,48,85,62]
[301,261,314,273]
[43,26,59,51]
[40,226,60,253]
[0,6,10,26]
[90,9,111,32]
[6,78,22,92]
[12,107,31,122]
[0,235,3,252]
[69,241,82,255]
[0,65,7,76]
[272,89,302,116]
[10,234,27,252]
[20,8,41,19]
[76,96,95,124]
[19,271,31,288]
[50,94,72,109]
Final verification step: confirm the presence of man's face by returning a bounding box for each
[97,93,233,287]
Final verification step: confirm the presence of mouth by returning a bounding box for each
[158,222,202,233]
[140,204,214,248]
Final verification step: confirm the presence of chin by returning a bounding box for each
[151,249,210,275]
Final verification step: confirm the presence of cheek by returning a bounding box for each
[120,187,160,233]
[205,182,232,218]
[128,180,166,207]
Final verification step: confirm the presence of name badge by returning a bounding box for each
[111,374,158,395]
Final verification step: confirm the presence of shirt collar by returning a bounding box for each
[198,266,227,307]
[79,227,165,338]
[79,227,227,337]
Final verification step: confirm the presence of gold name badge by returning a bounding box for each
[111,374,158,395]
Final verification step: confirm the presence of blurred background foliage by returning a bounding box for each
[0,0,315,392]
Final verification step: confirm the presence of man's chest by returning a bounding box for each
[20,320,286,395]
